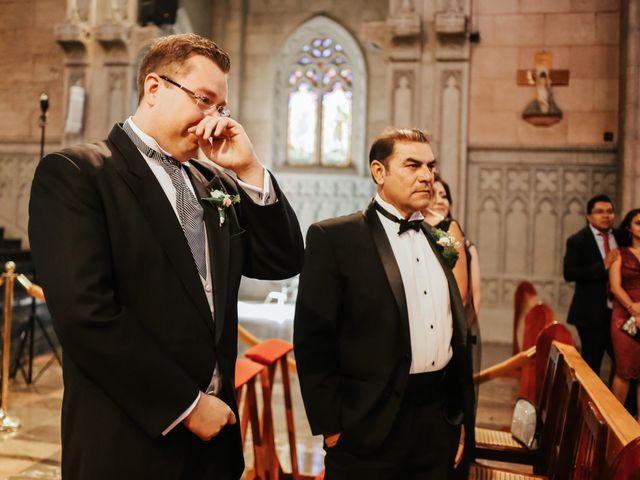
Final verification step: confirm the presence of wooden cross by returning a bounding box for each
[516,51,570,87]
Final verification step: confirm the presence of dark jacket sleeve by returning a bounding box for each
[293,224,343,435]
[200,166,304,280]
[29,153,200,438]
[235,172,304,280]
[563,231,607,283]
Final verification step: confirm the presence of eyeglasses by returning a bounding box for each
[160,75,231,117]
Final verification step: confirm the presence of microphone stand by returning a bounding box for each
[10,94,62,384]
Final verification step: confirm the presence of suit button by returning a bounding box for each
[394,390,401,398]
[404,353,410,360]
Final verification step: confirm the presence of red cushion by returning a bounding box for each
[235,358,264,389]
[244,338,293,365]
[315,470,325,480]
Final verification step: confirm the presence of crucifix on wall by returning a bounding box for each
[517,51,570,127]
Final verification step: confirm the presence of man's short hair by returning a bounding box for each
[369,128,430,166]
[586,194,614,214]
[137,33,231,103]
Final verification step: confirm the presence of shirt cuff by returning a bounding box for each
[162,392,200,436]
[237,168,277,206]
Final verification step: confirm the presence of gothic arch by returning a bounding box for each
[273,15,367,175]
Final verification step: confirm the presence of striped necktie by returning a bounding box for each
[123,123,207,279]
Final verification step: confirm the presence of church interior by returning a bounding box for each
[1,0,640,478]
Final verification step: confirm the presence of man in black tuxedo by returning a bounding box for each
[563,194,618,376]
[28,34,303,480]
[294,129,474,479]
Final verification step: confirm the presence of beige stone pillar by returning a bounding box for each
[620,0,640,211]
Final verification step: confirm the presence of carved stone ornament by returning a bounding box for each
[435,11,467,35]
[54,21,91,54]
[386,12,421,39]
[96,22,130,49]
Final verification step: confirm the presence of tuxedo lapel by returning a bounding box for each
[107,125,214,336]
[185,167,232,344]
[363,202,411,348]
[421,223,467,348]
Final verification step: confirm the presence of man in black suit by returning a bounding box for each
[28,34,303,480]
[294,129,474,479]
[563,194,618,376]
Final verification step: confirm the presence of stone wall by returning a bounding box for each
[465,0,622,340]
[469,0,620,146]
[0,0,66,144]
[0,0,66,242]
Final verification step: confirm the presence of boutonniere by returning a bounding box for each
[430,227,461,268]
[202,189,240,226]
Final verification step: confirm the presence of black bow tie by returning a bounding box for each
[373,202,423,235]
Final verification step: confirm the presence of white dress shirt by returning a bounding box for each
[125,118,275,434]
[375,194,453,373]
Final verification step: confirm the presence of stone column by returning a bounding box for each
[386,0,422,128]
[54,15,92,146]
[620,0,640,211]
[431,0,470,222]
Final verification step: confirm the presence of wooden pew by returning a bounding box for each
[474,341,578,468]
[472,342,640,479]
[474,322,576,464]
[554,342,640,474]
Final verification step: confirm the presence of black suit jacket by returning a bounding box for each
[28,124,304,480]
[293,202,475,458]
[563,226,611,329]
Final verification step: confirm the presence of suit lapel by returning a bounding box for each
[184,167,231,344]
[421,223,468,348]
[583,226,604,261]
[363,202,411,348]
[107,125,214,336]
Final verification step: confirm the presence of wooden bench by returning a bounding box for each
[472,342,640,479]
[475,322,576,464]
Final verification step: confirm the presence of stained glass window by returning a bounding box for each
[286,36,354,167]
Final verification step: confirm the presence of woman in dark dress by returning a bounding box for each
[609,208,640,420]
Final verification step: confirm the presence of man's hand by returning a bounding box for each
[189,116,264,187]
[324,432,341,448]
[604,249,620,270]
[454,424,465,468]
[183,392,236,441]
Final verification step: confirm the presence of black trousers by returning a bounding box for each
[576,310,614,376]
[324,371,461,480]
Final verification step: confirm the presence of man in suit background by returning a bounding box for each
[28,34,303,480]
[294,128,474,479]
[563,194,618,376]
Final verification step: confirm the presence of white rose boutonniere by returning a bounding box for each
[202,189,240,226]
[431,227,461,268]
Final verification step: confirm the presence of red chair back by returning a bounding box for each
[513,281,538,355]
[518,304,555,401]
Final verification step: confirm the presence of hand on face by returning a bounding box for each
[189,115,263,181]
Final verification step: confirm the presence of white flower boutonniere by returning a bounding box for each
[202,189,240,226]
[431,227,461,268]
